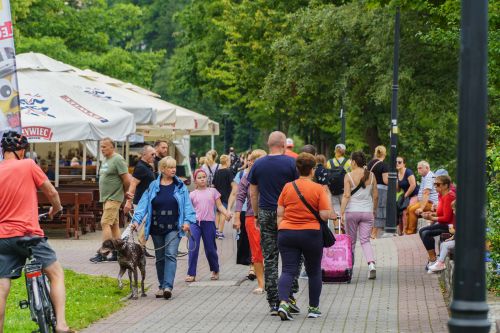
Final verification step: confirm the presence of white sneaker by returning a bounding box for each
[368,262,376,280]
[428,261,446,273]
[425,260,437,271]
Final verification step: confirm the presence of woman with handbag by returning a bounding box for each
[340,151,379,280]
[276,153,332,321]
[396,156,419,235]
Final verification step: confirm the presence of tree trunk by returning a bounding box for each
[365,125,381,155]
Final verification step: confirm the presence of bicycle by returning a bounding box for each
[16,213,57,333]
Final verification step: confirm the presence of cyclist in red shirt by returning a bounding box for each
[0,131,75,333]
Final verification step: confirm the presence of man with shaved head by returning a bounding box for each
[248,131,300,315]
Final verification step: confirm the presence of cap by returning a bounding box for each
[434,169,449,176]
[335,143,346,151]
[286,138,294,147]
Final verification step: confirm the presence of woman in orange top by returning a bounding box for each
[276,153,332,320]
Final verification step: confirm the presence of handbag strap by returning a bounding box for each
[350,163,378,196]
[291,181,324,224]
[350,181,363,196]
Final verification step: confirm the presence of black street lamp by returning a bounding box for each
[449,0,490,331]
[384,7,400,235]
[340,105,346,145]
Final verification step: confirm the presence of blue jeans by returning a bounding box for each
[151,231,181,290]
[187,221,219,276]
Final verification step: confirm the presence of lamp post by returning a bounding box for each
[384,6,400,235]
[340,105,346,145]
[448,1,489,331]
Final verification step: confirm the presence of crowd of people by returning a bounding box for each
[0,129,458,331]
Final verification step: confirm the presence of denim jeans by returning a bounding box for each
[151,231,181,290]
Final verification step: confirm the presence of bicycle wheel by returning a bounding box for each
[31,278,51,333]
[39,275,56,332]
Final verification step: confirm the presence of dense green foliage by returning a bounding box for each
[12,0,165,88]
[162,0,498,165]
[5,270,129,331]
[11,0,498,159]
[487,124,500,294]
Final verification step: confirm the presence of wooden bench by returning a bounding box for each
[37,191,94,239]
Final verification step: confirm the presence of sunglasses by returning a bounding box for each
[396,161,403,164]
[434,182,442,187]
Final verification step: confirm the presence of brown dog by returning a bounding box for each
[99,239,146,299]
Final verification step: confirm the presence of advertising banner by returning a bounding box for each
[0,0,21,158]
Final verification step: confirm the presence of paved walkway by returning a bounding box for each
[47,224,491,333]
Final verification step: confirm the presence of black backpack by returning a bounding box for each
[327,158,348,195]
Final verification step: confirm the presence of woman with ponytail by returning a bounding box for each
[340,151,379,280]
[367,146,389,238]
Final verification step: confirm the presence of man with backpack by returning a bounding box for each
[326,144,351,216]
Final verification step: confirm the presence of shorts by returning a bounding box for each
[101,200,122,226]
[0,237,57,279]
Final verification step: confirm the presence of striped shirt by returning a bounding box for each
[418,171,438,204]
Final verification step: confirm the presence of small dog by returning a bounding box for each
[99,239,146,299]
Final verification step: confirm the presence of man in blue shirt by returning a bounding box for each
[248,131,299,315]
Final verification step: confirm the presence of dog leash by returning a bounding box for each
[125,213,197,258]
[127,228,197,256]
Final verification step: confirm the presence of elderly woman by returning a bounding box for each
[131,156,196,300]
[276,153,331,321]
[419,175,456,270]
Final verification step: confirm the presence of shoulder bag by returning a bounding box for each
[292,181,335,248]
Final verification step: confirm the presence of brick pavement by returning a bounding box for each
[46,226,467,333]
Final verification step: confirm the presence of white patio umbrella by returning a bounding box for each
[78,69,161,98]
[18,70,136,142]
[16,53,176,125]
[18,69,136,186]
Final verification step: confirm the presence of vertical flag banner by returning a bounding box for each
[0,0,21,158]
[0,0,20,132]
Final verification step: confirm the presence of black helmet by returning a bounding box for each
[1,130,29,152]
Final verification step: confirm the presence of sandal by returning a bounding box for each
[211,272,219,280]
[252,287,264,295]
[185,275,196,282]
[248,269,256,281]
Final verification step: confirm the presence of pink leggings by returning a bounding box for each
[345,212,375,264]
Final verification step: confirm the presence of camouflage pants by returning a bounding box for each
[259,209,301,306]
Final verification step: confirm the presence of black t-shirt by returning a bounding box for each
[398,168,419,197]
[367,159,389,185]
[153,156,161,174]
[247,155,299,210]
[132,160,156,204]
[212,168,234,204]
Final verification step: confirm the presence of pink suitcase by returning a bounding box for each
[321,220,353,283]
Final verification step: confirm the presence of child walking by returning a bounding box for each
[186,169,232,282]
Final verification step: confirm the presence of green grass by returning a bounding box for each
[5,269,130,332]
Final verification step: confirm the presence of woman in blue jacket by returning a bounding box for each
[131,156,196,300]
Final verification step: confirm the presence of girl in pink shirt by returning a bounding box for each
[186,169,232,282]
